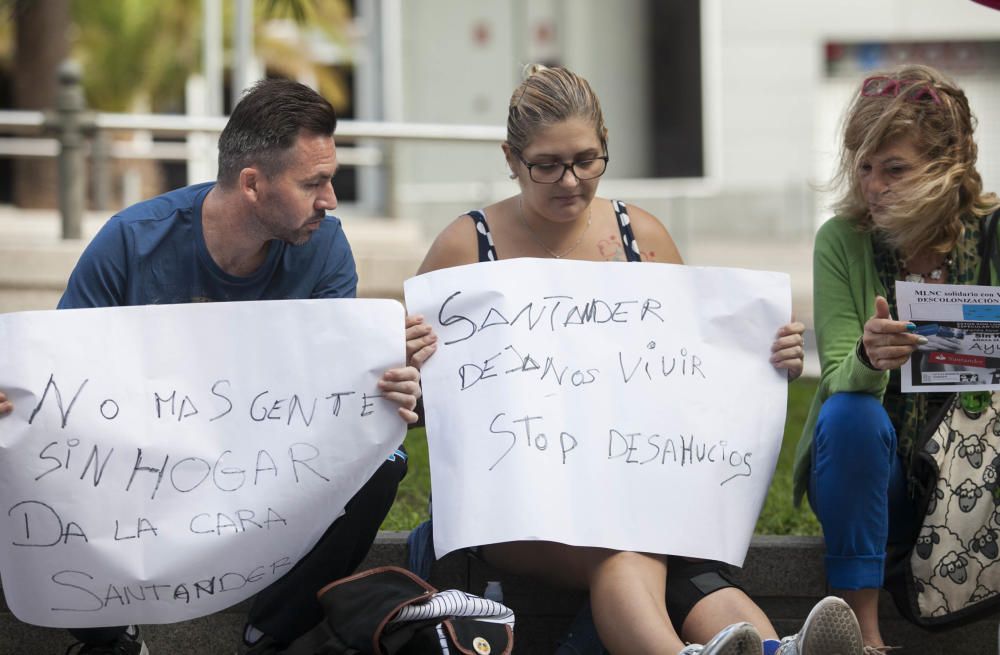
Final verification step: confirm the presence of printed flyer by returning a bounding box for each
[897,281,1000,392]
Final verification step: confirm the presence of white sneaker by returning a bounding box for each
[677,621,763,655]
[776,596,863,655]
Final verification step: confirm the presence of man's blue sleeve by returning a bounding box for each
[58,217,129,309]
[312,221,359,299]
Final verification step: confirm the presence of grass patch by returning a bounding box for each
[382,377,823,535]
[381,427,432,531]
[754,377,821,535]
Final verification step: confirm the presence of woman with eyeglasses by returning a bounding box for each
[417,64,861,655]
[793,64,1000,651]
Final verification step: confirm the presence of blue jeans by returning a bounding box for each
[809,392,917,590]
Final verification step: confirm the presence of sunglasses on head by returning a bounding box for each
[861,76,942,105]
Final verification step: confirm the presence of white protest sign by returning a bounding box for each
[0,299,405,628]
[405,259,789,566]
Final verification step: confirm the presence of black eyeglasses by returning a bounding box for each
[514,150,609,184]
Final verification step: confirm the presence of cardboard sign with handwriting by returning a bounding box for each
[0,299,405,627]
[405,259,789,565]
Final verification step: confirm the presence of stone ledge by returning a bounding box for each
[0,534,994,654]
[0,215,428,313]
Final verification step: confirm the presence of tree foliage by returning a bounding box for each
[254,0,353,111]
[71,0,202,112]
[40,0,353,113]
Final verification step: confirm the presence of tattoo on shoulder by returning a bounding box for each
[598,233,626,261]
[598,233,655,262]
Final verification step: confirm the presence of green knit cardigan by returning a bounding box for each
[792,215,999,506]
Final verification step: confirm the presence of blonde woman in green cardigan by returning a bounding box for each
[793,64,1000,652]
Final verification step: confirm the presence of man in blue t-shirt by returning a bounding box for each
[0,78,437,655]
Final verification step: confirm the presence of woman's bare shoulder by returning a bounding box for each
[417,213,483,274]
[618,202,683,264]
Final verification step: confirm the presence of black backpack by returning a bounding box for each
[271,566,514,655]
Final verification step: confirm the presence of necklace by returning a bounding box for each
[902,256,952,283]
[517,198,591,259]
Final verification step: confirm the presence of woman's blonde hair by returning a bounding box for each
[832,63,999,256]
[506,64,608,154]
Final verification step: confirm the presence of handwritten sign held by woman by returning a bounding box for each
[405,259,790,565]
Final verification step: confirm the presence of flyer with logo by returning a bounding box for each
[897,281,1000,392]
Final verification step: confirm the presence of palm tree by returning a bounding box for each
[10,0,70,208]
[4,0,355,114]
[4,0,354,208]
[71,0,202,113]
[253,0,353,110]
[72,0,353,113]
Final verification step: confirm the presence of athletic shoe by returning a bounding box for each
[65,625,149,655]
[678,621,763,654]
[775,596,863,654]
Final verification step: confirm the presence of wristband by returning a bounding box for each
[856,338,878,371]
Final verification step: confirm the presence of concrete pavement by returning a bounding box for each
[0,533,994,654]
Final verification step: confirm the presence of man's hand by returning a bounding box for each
[0,391,12,417]
[379,366,422,424]
[406,314,437,370]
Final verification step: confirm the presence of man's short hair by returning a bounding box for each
[217,78,337,187]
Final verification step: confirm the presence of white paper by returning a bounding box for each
[897,281,1000,392]
[0,299,405,628]
[404,259,790,566]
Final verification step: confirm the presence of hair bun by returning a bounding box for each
[505,64,608,154]
[522,63,549,79]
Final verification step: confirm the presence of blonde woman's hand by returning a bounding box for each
[405,314,438,370]
[916,333,964,353]
[771,321,806,381]
[0,391,11,417]
[861,296,927,370]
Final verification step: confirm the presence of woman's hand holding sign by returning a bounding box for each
[771,321,806,381]
[405,314,438,369]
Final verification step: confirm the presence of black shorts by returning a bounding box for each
[666,556,744,634]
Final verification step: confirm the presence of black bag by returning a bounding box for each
[277,566,514,655]
[887,210,1000,628]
